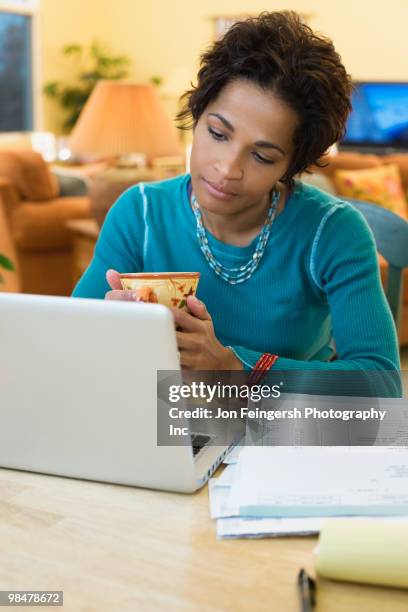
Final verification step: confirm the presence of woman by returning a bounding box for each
[72,11,400,392]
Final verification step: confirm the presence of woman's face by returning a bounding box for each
[190,79,298,215]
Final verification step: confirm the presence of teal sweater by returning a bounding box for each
[72,174,400,383]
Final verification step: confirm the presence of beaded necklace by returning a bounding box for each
[191,187,280,284]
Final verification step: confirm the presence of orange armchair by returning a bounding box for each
[0,149,91,296]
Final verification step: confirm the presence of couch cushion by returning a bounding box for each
[383,153,408,195]
[10,196,91,251]
[52,171,89,196]
[312,152,382,178]
[0,150,59,201]
[332,164,408,218]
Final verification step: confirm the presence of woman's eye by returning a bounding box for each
[208,127,275,165]
[208,127,225,140]
[254,153,275,165]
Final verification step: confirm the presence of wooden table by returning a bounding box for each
[1,468,407,611]
[65,219,99,287]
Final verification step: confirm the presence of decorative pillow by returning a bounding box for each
[383,154,408,195]
[333,164,408,218]
[0,149,59,201]
[310,152,382,178]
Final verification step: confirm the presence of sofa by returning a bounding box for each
[306,151,408,346]
[0,149,91,296]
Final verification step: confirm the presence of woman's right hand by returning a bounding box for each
[105,269,140,302]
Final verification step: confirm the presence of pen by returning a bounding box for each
[297,568,316,611]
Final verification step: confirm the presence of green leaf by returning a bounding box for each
[113,70,128,80]
[150,75,163,87]
[63,44,82,55]
[110,56,130,67]
[43,81,60,97]
[90,40,104,60]
[80,71,103,83]
[64,109,83,130]
[178,299,186,309]
[0,254,15,271]
[60,87,89,109]
[96,56,113,69]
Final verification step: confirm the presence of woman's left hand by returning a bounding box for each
[170,296,243,370]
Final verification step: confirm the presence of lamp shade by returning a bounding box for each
[68,80,182,160]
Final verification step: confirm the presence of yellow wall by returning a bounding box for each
[40,0,100,133]
[39,0,408,135]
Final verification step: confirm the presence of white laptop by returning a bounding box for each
[0,293,241,492]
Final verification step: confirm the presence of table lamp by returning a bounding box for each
[68,80,183,167]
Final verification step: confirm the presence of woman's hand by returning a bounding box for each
[104,269,140,301]
[105,271,243,370]
[171,296,243,371]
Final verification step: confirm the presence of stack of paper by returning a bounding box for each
[210,446,408,539]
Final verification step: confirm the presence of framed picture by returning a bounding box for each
[213,14,250,39]
[212,13,314,40]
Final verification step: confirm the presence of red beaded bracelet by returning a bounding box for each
[248,353,279,385]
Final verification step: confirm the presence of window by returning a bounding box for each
[0,1,38,132]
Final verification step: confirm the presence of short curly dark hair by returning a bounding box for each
[176,11,353,189]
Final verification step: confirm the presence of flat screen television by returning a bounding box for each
[341,82,408,151]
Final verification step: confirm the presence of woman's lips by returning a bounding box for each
[202,178,237,200]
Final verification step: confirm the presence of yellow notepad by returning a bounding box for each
[315,518,408,589]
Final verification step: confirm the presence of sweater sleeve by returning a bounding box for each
[72,185,145,299]
[228,203,401,396]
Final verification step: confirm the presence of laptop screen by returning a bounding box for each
[342,82,408,149]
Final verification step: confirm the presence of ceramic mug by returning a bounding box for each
[119,272,200,310]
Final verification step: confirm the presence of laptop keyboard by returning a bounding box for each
[191,433,211,457]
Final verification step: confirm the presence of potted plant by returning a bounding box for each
[0,253,15,284]
[44,40,131,132]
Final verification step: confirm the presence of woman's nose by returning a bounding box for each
[214,152,244,181]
